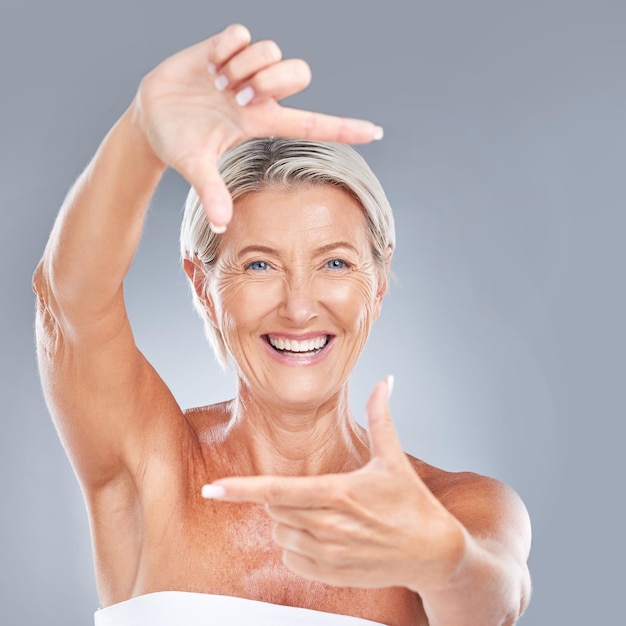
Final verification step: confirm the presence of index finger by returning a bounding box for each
[201,474,341,508]
[269,107,384,144]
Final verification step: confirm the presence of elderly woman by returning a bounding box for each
[33,24,531,626]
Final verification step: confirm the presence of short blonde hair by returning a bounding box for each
[180,137,395,367]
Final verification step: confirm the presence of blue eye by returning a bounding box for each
[247,260,269,271]
[326,259,348,270]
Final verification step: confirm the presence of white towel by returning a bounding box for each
[95,591,388,625]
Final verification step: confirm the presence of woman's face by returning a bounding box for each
[206,184,388,410]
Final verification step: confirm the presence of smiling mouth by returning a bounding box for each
[265,334,331,356]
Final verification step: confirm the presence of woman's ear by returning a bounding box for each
[183,256,217,326]
[373,246,393,318]
[183,256,205,298]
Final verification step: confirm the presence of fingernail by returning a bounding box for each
[214,74,229,91]
[209,222,227,234]
[235,86,255,106]
[201,484,226,499]
[373,125,384,141]
[386,375,394,399]
[207,62,217,75]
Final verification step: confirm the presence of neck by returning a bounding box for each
[227,380,370,476]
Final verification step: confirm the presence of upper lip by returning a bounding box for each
[265,332,332,341]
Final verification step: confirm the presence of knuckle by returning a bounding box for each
[282,549,299,570]
[301,112,317,139]
[266,482,284,503]
[326,485,349,508]
[251,72,272,94]
[317,514,336,532]
[325,543,348,566]
[259,40,282,63]
[335,118,350,143]
[271,522,283,544]
[226,23,252,44]
[315,515,342,540]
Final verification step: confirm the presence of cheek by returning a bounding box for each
[321,275,378,329]
[213,276,280,334]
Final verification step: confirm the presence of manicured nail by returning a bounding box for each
[207,62,217,75]
[373,125,384,141]
[209,222,227,234]
[201,484,226,499]
[235,86,255,106]
[386,375,394,399]
[214,74,229,91]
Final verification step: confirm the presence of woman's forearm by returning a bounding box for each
[418,532,531,626]
[36,102,167,325]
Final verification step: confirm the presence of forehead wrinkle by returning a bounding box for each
[235,232,364,266]
[227,187,372,262]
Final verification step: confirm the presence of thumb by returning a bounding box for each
[182,154,233,232]
[366,375,403,460]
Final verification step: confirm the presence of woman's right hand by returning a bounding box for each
[133,24,382,230]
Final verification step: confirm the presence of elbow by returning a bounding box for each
[32,253,85,328]
[32,257,59,310]
[32,258,57,321]
[33,258,65,358]
[32,259,47,298]
[32,258,55,316]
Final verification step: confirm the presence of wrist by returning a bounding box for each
[120,100,168,176]
[406,515,470,596]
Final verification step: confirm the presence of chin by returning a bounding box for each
[268,375,342,410]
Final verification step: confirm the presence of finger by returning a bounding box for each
[228,59,310,108]
[178,152,233,230]
[216,39,283,90]
[281,550,322,581]
[274,524,358,569]
[241,59,311,104]
[365,375,404,460]
[267,506,362,543]
[266,107,384,144]
[206,23,252,73]
[281,549,357,586]
[202,473,341,507]
[273,523,321,558]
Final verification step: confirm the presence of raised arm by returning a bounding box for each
[33,24,383,491]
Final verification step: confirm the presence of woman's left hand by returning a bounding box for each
[203,377,466,591]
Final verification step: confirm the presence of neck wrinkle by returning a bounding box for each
[227,382,370,477]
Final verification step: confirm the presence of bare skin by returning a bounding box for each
[33,24,531,626]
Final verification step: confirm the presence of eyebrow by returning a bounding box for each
[236,241,360,259]
[236,245,280,259]
[314,241,360,255]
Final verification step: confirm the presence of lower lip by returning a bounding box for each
[262,336,334,366]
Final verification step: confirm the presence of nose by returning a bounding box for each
[278,272,318,325]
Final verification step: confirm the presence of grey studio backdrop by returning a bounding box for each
[1,1,624,624]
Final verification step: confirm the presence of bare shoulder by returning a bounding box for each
[408,454,518,499]
[408,455,532,553]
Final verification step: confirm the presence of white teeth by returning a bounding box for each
[268,335,329,353]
